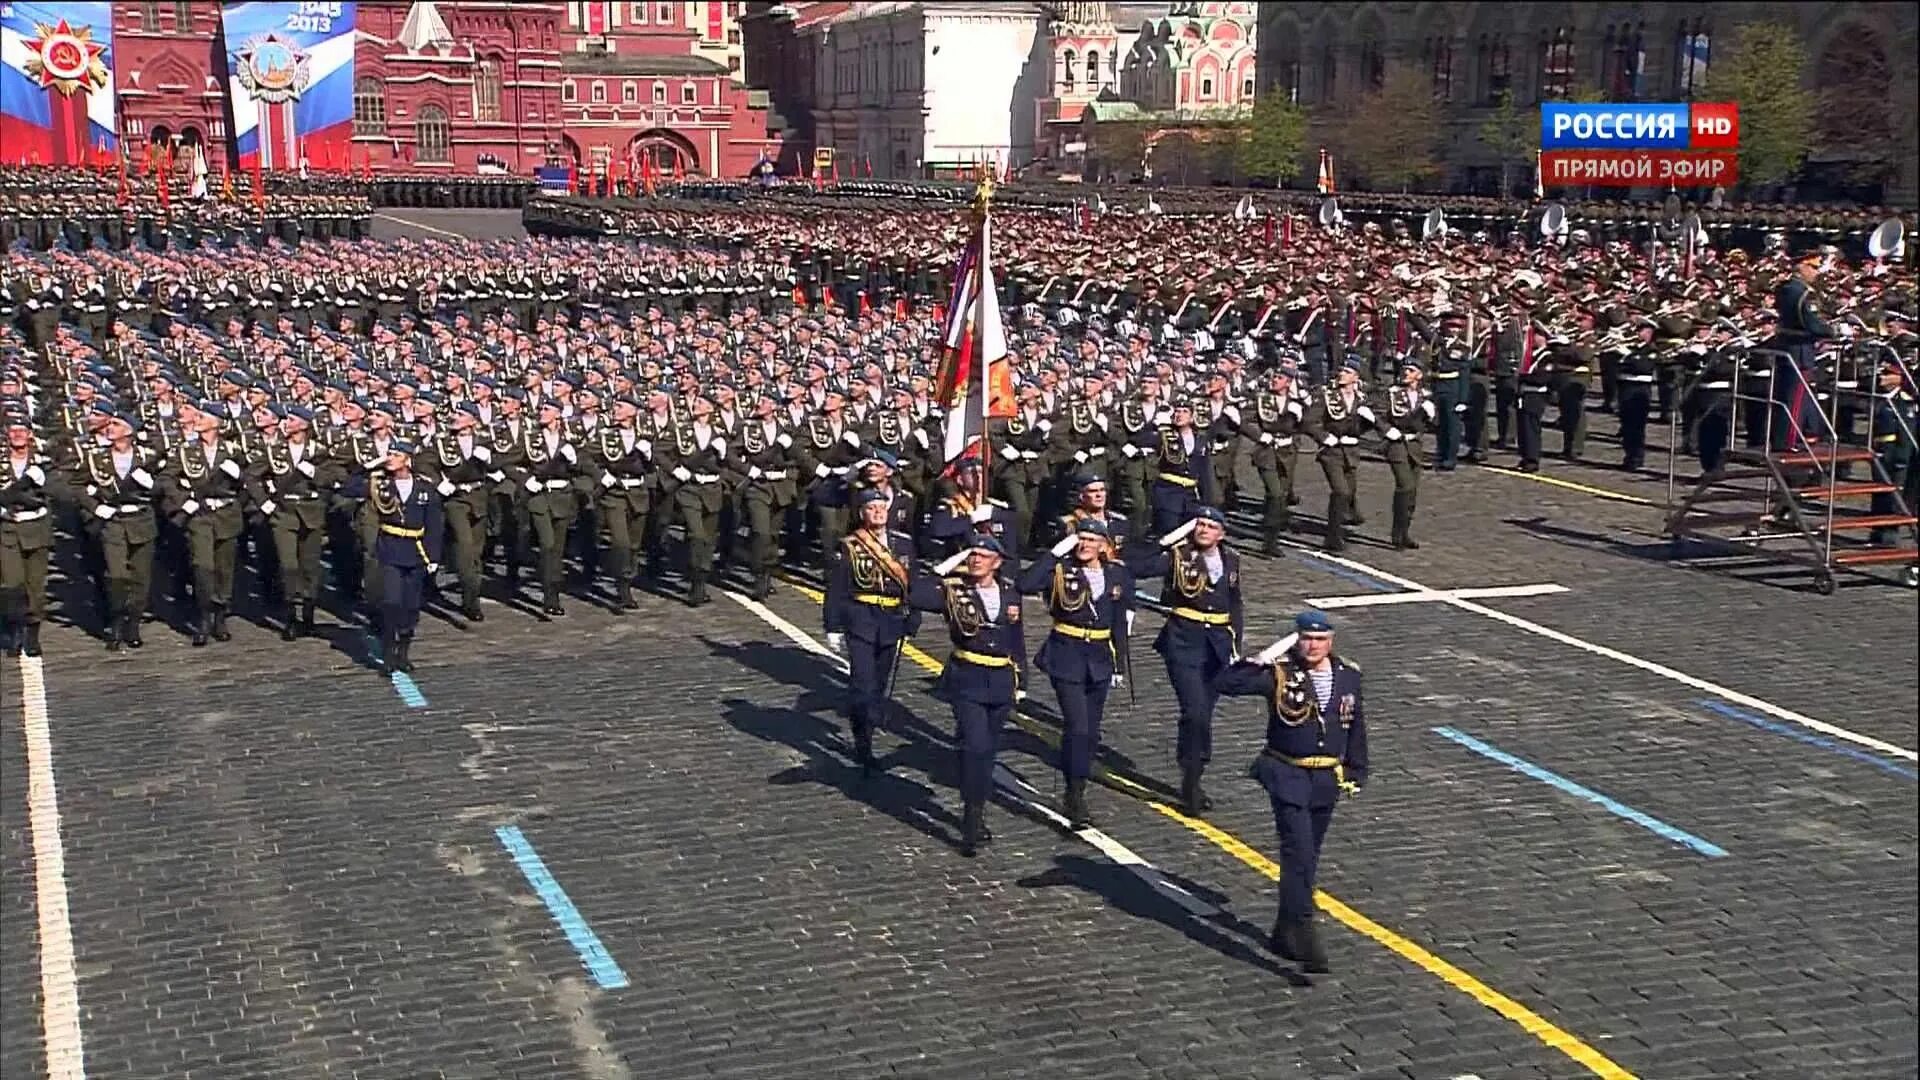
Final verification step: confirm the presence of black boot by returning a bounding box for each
[393,634,413,674]
[378,628,398,674]
[298,600,316,638]
[1268,916,1301,961]
[21,621,42,658]
[1324,499,1347,553]
[615,580,635,612]
[541,582,565,618]
[0,621,16,658]
[960,800,984,857]
[853,725,877,776]
[106,612,123,651]
[1064,777,1090,829]
[749,570,773,600]
[122,612,143,649]
[686,569,709,607]
[280,601,299,641]
[1180,763,1212,815]
[1391,492,1420,550]
[211,604,232,642]
[1297,918,1330,974]
[191,607,210,647]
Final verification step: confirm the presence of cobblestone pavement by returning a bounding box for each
[4,209,1915,1079]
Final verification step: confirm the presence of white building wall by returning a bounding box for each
[922,10,1044,169]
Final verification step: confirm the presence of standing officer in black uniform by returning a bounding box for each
[357,440,444,675]
[911,535,1025,857]
[1379,359,1435,551]
[1215,610,1368,974]
[1018,517,1134,828]
[824,488,917,775]
[1128,505,1244,816]
[1772,250,1836,450]
[1617,322,1659,470]
[1514,319,1555,473]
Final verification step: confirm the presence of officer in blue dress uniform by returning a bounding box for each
[1018,517,1134,828]
[1128,504,1244,816]
[1215,610,1368,974]
[1771,251,1837,449]
[910,535,1025,857]
[824,487,918,775]
[1055,472,1133,554]
[358,439,445,675]
[925,456,1020,562]
[1132,399,1218,538]
[1868,358,1918,546]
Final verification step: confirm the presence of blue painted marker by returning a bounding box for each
[495,825,630,990]
[1433,726,1730,858]
[1699,700,1917,781]
[363,632,429,708]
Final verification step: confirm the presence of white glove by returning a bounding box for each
[1321,434,1339,447]
[1253,633,1300,666]
[998,443,1019,461]
[1259,433,1274,445]
[487,470,506,483]
[181,499,201,515]
[427,562,440,575]
[636,439,653,458]
[933,550,969,577]
[673,466,693,482]
[969,504,993,524]
[474,445,492,462]
[600,471,619,488]
[437,479,456,497]
[814,463,831,478]
[1037,419,1052,433]
[93,504,117,520]
[524,475,542,493]
[1153,410,1172,425]
[259,499,278,516]
[559,444,577,463]
[1125,611,1136,634]
[130,467,153,487]
[1121,443,1141,458]
[1455,403,1468,413]
[1385,427,1404,441]
[1015,689,1029,703]
[776,432,793,449]
[25,464,46,485]
[295,460,316,478]
[1111,674,1126,689]
[1050,534,1077,558]
[826,632,845,653]
[1073,450,1089,463]
[842,430,861,447]
[220,458,242,479]
[748,465,763,480]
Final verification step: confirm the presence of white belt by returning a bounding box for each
[1620,375,1656,383]
[1835,381,1859,390]
[692,473,721,484]
[1698,381,1731,390]
[617,477,646,488]
[1210,441,1233,452]
[544,479,572,491]
[280,493,321,501]
[203,498,233,510]
[1269,435,1293,446]
[1335,436,1359,446]
[759,469,789,481]
[455,481,486,493]
[1019,450,1040,460]
[5,507,51,522]
[113,501,150,512]
[1746,370,1772,378]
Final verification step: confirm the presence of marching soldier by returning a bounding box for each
[1017,518,1134,828]
[1056,472,1131,554]
[925,456,1019,562]
[1553,316,1596,461]
[1513,317,1554,473]
[1202,374,1244,512]
[1618,322,1659,470]
[71,410,160,650]
[824,488,917,776]
[669,393,729,606]
[248,406,331,639]
[162,403,249,646]
[1305,359,1375,553]
[732,391,802,599]
[1379,359,1436,550]
[1135,398,1217,538]
[521,398,583,617]
[1215,610,1368,974]
[990,385,1053,548]
[1246,364,1304,555]
[590,394,659,609]
[428,403,497,620]
[357,440,444,674]
[802,387,863,553]
[1111,379,1158,521]
[911,535,1025,857]
[1,408,58,657]
[1429,316,1470,469]
[1128,505,1244,817]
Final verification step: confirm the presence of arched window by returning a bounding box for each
[1319,42,1337,102]
[1539,26,1575,100]
[1360,40,1384,91]
[1674,19,1710,99]
[352,77,387,136]
[1479,33,1512,104]
[1603,23,1644,101]
[1428,34,1454,101]
[1063,49,1077,90]
[562,79,577,103]
[415,105,451,163]
[653,81,667,104]
[473,59,502,121]
[1086,50,1100,87]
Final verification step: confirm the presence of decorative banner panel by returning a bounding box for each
[0,2,116,166]
[222,1,356,170]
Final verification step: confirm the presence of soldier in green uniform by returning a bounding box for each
[671,393,730,607]
[428,403,497,621]
[248,406,331,639]
[731,391,802,599]
[588,394,657,610]
[1379,360,1436,551]
[1246,364,1304,555]
[162,403,248,646]
[70,410,160,650]
[1,407,58,657]
[521,398,582,617]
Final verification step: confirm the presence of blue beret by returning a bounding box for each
[1295,609,1335,635]
[869,448,899,469]
[370,401,398,416]
[1195,505,1227,527]
[1341,355,1365,372]
[1073,472,1106,490]
[387,438,416,456]
[221,370,251,388]
[196,398,223,414]
[1073,517,1110,538]
[503,386,528,402]
[456,402,484,421]
[285,405,315,423]
[970,536,1008,557]
[852,487,889,509]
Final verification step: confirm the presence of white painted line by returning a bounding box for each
[1275,538,1920,763]
[725,590,1222,919]
[372,212,468,240]
[1308,584,1571,609]
[17,657,88,1079]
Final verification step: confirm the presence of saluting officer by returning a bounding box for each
[1128,505,1244,816]
[1215,611,1368,974]
[824,487,917,776]
[925,456,1019,562]
[1,408,58,657]
[911,535,1025,857]
[1018,517,1134,828]
[357,439,444,675]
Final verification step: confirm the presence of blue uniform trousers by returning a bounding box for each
[1431,381,1464,466]
[381,562,428,637]
[847,634,901,740]
[1270,791,1335,922]
[1167,657,1222,768]
[1050,674,1110,782]
[1149,480,1202,538]
[951,698,1010,806]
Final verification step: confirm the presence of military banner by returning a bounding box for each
[0,2,117,166]
[221,1,356,171]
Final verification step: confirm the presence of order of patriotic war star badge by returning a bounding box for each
[24,18,109,97]
[237,32,313,103]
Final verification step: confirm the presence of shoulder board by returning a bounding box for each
[1337,655,1360,674]
[988,498,1009,508]
[1108,510,1128,521]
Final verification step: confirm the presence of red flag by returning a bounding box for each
[157,148,171,211]
[1282,213,1294,248]
[116,150,130,207]
[1263,213,1276,246]
[863,153,872,178]
[831,156,839,182]
[137,145,150,178]
[251,152,265,211]
[858,291,871,315]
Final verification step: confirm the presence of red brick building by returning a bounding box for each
[108,1,771,176]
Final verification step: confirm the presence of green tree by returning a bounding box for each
[1716,22,1814,189]
[1344,67,1441,192]
[1088,119,1149,182]
[1235,93,1308,187]
[1477,89,1533,198]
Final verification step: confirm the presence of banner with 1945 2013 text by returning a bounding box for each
[222,1,356,171]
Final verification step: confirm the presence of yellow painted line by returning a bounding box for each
[775,577,1637,1080]
[1477,463,1657,506]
